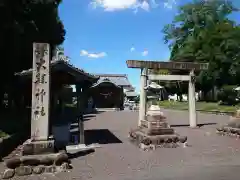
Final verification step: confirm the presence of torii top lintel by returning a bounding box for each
[126,60,208,71]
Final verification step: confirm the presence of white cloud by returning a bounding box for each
[88,52,107,58]
[142,49,148,56]
[151,0,159,8]
[140,1,150,11]
[80,50,107,59]
[90,0,177,12]
[91,0,139,11]
[130,47,135,52]
[80,50,88,56]
[163,0,176,9]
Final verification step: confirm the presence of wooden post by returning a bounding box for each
[76,84,85,144]
[189,70,197,128]
[79,119,84,144]
[139,68,148,127]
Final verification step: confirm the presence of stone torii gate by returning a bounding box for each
[126,60,209,128]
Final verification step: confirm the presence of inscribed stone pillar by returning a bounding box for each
[188,70,197,128]
[139,68,148,127]
[76,84,85,144]
[31,43,50,140]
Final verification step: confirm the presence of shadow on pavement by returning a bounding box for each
[171,122,217,128]
[84,129,122,145]
[67,149,95,159]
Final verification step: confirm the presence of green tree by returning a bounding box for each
[0,0,65,110]
[163,0,240,96]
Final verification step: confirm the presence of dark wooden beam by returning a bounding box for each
[126,60,208,71]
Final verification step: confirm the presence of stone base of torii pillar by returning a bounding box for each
[216,109,240,138]
[129,105,187,151]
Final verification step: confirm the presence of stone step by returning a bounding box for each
[141,121,169,129]
[147,116,166,121]
[139,127,175,136]
[129,129,184,144]
[22,140,55,156]
[4,152,68,169]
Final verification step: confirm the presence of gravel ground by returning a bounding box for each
[2,110,240,180]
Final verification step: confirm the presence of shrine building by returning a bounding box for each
[88,74,134,110]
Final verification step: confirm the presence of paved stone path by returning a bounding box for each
[2,110,240,180]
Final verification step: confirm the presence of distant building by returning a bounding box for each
[89,74,134,109]
[125,91,138,102]
[93,74,134,90]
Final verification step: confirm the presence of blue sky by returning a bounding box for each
[59,0,240,92]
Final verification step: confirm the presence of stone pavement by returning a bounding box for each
[2,110,240,180]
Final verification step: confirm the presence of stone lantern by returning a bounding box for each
[147,105,165,120]
[129,81,188,150]
[144,105,173,135]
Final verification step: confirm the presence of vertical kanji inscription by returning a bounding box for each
[31,43,50,140]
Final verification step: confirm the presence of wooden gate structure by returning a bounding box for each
[126,60,209,128]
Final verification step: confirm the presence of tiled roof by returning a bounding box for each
[92,74,133,88]
[15,59,98,80]
[91,78,121,88]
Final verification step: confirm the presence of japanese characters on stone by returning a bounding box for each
[32,43,49,121]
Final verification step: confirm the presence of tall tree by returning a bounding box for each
[0,0,65,77]
[163,0,240,93]
[0,0,65,110]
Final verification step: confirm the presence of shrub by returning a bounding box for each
[0,130,9,138]
[217,85,238,105]
[133,95,140,103]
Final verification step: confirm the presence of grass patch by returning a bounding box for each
[157,101,239,113]
[0,130,9,138]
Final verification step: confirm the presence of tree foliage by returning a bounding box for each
[0,0,65,111]
[0,0,65,86]
[163,0,240,93]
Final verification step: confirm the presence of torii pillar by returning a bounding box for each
[139,68,148,126]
